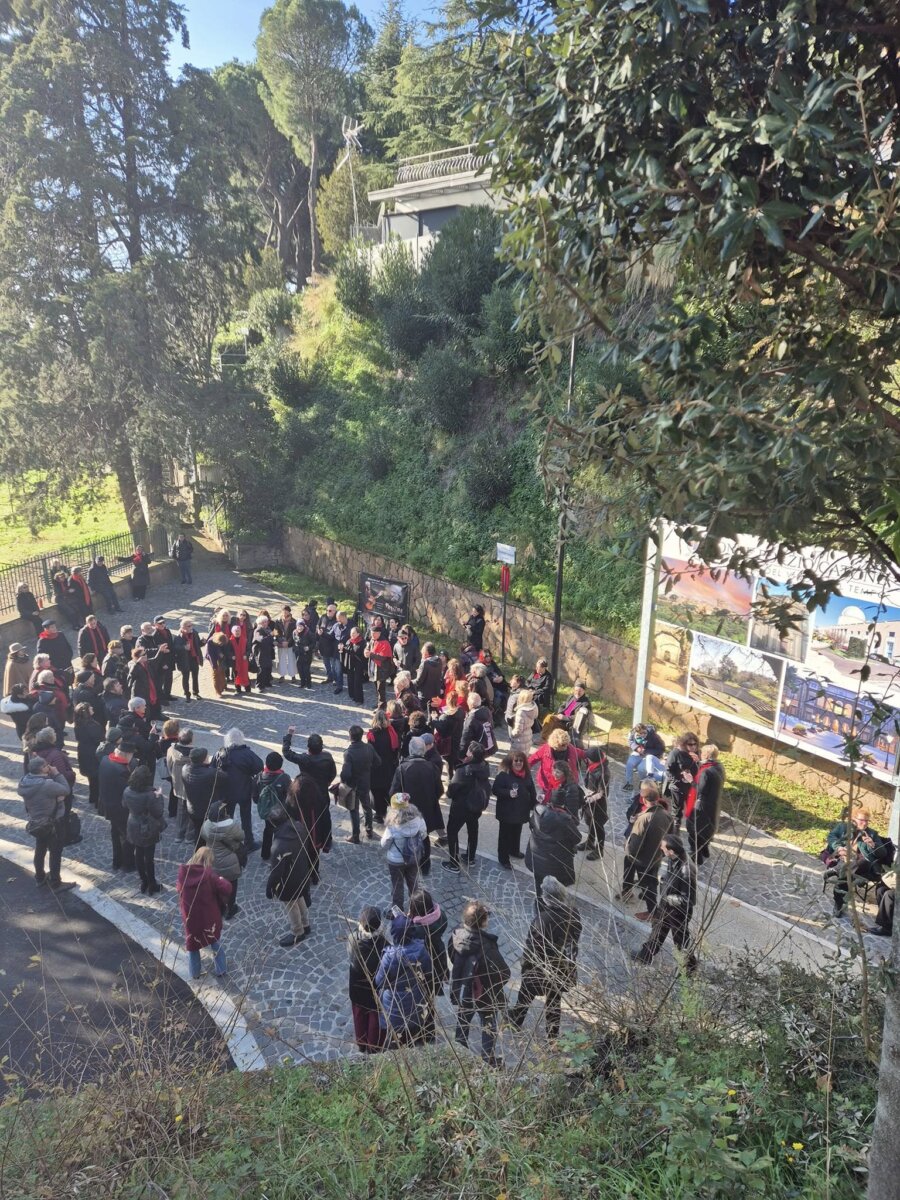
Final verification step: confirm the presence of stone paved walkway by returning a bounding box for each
[0,543,883,1068]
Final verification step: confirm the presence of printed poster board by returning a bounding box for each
[647,526,900,782]
[359,571,410,625]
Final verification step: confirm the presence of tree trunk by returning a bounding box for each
[308,130,320,276]
[111,440,148,546]
[867,920,900,1198]
[136,450,170,555]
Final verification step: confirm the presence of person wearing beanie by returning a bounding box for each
[18,755,77,891]
[381,792,427,909]
[4,643,32,695]
[252,751,291,860]
[348,906,387,1053]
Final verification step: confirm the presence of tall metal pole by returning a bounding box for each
[632,522,663,727]
[549,334,578,701]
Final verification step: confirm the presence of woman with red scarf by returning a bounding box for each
[344,626,367,704]
[366,628,395,709]
[230,622,252,694]
[175,618,203,701]
[118,546,152,600]
[685,744,725,865]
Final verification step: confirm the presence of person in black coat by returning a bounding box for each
[98,743,137,870]
[251,617,276,691]
[213,729,264,850]
[665,732,700,828]
[282,729,337,815]
[73,702,104,807]
[463,605,486,652]
[77,615,110,662]
[459,693,495,760]
[408,889,448,1041]
[343,627,368,705]
[339,725,380,843]
[687,745,725,865]
[509,877,583,1040]
[16,582,43,635]
[119,699,161,772]
[174,618,204,701]
[182,747,227,844]
[37,621,74,673]
[528,658,554,718]
[442,745,491,872]
[391,736,443,860]
[292,616,315,688]
[578,746,610,860]
[366,711,400,822]
[414,644,444,705]
[118,547,152,600]
[150,617,176,704]
[266,795,317,947]
[632,835,698,973]
[87,556,122,613]
[348,906,387,1053]
[524,768,582,897]
[492,751,537,867]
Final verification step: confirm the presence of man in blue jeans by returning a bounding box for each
[317,601,341,691]
[171,533,193,585]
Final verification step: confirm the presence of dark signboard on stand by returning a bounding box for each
[359,571,410,624]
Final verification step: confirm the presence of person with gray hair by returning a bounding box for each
[509,876,582,1042]
[31,726,77,794]
[18,755,77,891]
[390,735,443,851]
[212,728,264,851]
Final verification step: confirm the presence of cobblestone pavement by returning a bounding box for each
[0,544,882,1068]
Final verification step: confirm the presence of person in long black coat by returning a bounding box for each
[492,751,537,867]
[348,906,387,1053]
[687,745,725,865]
[524,770,582,897]
[266,796,317,946]
[251,618,276,691]
[509,877,582,1040]
[366,711,400,822]
[74,703,104,808]
[16,583,43,635]
[463,605,486,652]
[665,732,700,827]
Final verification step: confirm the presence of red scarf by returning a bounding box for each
[684,761,713,821]
[72,575,91,607]
[84,624,107,658]
[136,662,157,705]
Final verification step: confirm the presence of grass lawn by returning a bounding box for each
[0,477,127,568]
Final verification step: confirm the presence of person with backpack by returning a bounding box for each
[348,906,387,1054]
[200,800,245,919]
[266,792,317,946]
[213,728,264,852]
[123,764,166,895]
[442,744,491,873]
[459,691,496,760]
[509,876,582,1041]
[448,900,509,1067]
[374,914,433,1047]
[579,746,611,860]
[381,792,427,909]
[252,751,292,861]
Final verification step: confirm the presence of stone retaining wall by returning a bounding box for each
[283,526,638,707]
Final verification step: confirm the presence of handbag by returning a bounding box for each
[62,810,82,846]
[330,780,356,810]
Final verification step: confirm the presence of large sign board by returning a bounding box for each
[647,526,900,782]
[359,571,410,625]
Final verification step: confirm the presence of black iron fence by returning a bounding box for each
[0,530,138,618]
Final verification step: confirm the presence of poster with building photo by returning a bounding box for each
[647,524,900,781]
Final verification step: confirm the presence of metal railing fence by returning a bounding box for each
[0,530,137,618]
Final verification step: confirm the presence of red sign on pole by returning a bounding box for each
[500,564,511,594]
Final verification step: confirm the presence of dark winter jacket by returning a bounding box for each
[666,748,698,811]
[464,613,486,652]
[414,655,444,703]
[18,771,69,829]
[688,759,725,844]
[390,756,442,832]
[281,736,337,802]
[212,742,265,809]
[124,785,165,848]
[446,760,491,817]
[74,717,104,777]
[348,927,388,1009]
[171,537,193,561]
[410,901,449,992]
[520,895,582,994]
[492,767,537,825]
[626,803,674,877]
[266,814,317,905]
[658,855,697,918]
[182,761,226,823]
[250,626,275,667]
[97,753,133,825]
[78,622,110,660]
[393,639,421,674]
[16,589,41,622]
[449,925,510,1009]
[367,726,400,794]
[340,740,380,797]
[37,629,73,672]
[524,803,581,886]
[459,703,494,759]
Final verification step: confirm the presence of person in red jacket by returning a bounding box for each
[528,728,586,802]
[176,847,231,979]
[366,632,395,709]
[229,622,252,694]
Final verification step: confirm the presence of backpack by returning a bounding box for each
[257,780,283,821]
[394,829,425,866]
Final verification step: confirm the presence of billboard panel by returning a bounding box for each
[358,571,410,624]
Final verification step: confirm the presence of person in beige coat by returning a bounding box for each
[4,644,32,695]
[509,689,538,755]
[200,800,245,919]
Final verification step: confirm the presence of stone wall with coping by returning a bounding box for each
[283,526,637,707]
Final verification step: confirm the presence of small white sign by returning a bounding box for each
[496,542,516,565]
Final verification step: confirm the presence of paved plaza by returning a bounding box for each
[0,543,884,1069]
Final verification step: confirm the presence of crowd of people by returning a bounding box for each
[7,549,890,1060]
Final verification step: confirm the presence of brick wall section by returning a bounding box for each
[283,526,637,706]
[281,526,893,819]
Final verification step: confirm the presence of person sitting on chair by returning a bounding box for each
[556,681,593,745]
[822,809,895,918]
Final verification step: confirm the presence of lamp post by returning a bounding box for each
[549,334,577,701]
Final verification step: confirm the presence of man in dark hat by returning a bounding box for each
[37,619,73,673]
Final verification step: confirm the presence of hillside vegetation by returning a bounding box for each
[219,208,643,644]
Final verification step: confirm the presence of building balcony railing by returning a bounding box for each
[395,143,490,185]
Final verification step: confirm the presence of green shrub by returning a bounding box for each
[466,435,516,510]
[334,244,373,317]
[420,205,504,329]
[409,344,478,433]
[246,342,325,409]
[473,282,532,374]
[373,239,434,358]
[246,287,295,338]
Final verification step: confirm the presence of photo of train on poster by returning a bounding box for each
[648,526,900,782]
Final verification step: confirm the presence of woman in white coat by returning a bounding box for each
[510,689,538,755]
